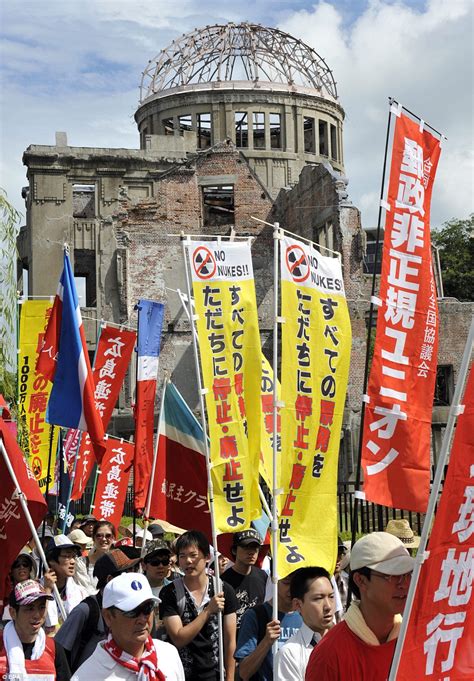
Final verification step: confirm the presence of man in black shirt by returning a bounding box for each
[221,529,267,630]
[0,579,70,679]
[160,530,238,680]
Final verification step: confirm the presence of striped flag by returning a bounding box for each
[39,250,104,456]
[134,299,164,512]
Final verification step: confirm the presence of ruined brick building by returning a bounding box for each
[17,23,472,481]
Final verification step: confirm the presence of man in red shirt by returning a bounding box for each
[305,532,414,681]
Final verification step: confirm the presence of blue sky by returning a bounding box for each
[1,0,472,229]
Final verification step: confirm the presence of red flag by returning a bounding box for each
[92,438,134,527]
[149,382,211,535]
[35,297,59,381]
[0,417,47,605]
[69,325,136,492]
[361,108,442,512]
[394,363,474,680]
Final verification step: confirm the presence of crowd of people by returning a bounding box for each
[0,513,420,680]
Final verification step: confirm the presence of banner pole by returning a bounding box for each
[62,322,103,529]
[349,100,394,590]
[0,437,67,621]
[141,378,168,558]
[181,236,225,681]
[388,317,474,681]
[38,424,55,578]
[88,467,100,515]
[271,223,280,660]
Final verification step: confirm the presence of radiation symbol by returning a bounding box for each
[285,244,310,282]
[32,456,42,479]
[192,246,217,280]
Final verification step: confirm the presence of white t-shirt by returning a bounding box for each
[71,639,185,681]
[274,621,322,681]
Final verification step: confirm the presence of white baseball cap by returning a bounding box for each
[350,532,415,575]
[102,572,160,611]
[135,528,153,542]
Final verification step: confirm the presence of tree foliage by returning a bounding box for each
[432,215,474,302]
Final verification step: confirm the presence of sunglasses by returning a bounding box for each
[115,600,156,618]
[147,557,170,567]
[95,533,113,540]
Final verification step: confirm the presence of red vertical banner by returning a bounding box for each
[394,364,474,680]
[69,326,136,498]
[361,108,442,512]
[92,438,134,526]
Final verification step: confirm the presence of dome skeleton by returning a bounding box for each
[140,22,338,102]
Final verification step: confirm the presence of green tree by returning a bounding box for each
[0,188,21,405]
[432,215,474,302]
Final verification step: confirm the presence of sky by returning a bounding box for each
[1,0,473,231]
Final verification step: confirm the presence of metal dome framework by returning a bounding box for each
[140,22,338,103]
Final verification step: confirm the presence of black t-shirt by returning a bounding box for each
[22,639,71,681]
[160,577,238,681]
[221,566,267,629]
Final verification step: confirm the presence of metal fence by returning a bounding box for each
[65,478,441,537]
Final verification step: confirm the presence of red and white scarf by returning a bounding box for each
[103,633,166,680]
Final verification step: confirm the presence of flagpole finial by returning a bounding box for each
[63,242,70,255]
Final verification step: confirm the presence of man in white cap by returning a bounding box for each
[305,532,414,680]
[0,579,71,679]
[72,572,184,680]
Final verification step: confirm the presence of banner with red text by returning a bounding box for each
[361,107,442,512]
[278,235,351,578]
[394,363,474,680]
[188,240,261,533]
[259,355,281,490]
[18,300,59,493]
[69,325,136,499]
[92,437,134,526]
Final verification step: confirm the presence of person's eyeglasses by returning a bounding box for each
[95,533,113,540]
[371,570,412,585]
[115,600,156,618]
[147,557,170,567]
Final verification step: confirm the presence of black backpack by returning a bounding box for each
[71,596,103,672]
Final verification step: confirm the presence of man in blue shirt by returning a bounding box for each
[235,574,302,680]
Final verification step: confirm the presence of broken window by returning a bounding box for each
[270,113,282,149]
[178,114,192,133]
[163,118,174,135]
[73,184,95,218]
[197,112,211,149]
[253,112,265,149]
[235,112,248,148]
[319,120,328,156]
[331,124,338,161]
[74,249,96,307]
[202,185,234,227]
[434,365,454,406]
[304,117,315,153]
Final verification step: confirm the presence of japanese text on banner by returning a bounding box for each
[18,300,59,493]
[189,240,261,533]
[361,110,442,513]
[92,438,134,527]
[278,236,351,578]
[395,363,474,680]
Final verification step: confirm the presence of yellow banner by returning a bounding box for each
[18,300,59,493]
[189,240,261,533]
[259,354,280,490]
[278,235,351,578]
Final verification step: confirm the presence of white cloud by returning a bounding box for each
[279,0,474,228]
